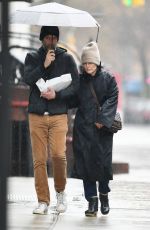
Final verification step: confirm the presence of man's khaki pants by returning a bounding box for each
[29,113,68,205]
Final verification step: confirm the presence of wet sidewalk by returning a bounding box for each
[8,173,150,230]
[8,125,150,229]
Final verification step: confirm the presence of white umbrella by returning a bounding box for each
[10,2,100,41]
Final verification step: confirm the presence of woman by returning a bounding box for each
[72,41,119,217]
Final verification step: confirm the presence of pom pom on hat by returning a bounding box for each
[39,26,59,41]
[81,41,100,66]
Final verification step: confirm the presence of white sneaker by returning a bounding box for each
[33,202,48,215]
[56,191,67,213]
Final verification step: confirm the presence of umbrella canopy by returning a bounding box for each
[10,2,100,28]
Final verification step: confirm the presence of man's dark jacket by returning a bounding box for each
[24,46,79,115]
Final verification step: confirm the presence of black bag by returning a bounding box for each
[108,111,122,133]
[88,81,122,134]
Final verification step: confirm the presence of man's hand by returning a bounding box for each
[95,122,104,129]
[41,87,56,100]
[44,50,55,68]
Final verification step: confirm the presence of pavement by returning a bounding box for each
[7,125,150,229]
[7,175,150,230]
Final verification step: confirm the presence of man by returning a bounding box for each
[24,26,79,214]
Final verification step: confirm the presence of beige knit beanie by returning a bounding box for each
[81,41,100,66]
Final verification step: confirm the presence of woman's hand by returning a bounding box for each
[41,87,56,100]
[95,122,104,129]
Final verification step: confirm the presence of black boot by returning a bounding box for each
[85,197,98,217]
[99,193,110,215]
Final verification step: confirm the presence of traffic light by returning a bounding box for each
[123,0,132,6]
[122,0,145,6]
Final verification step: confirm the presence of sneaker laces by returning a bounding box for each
[57,192,65,204]
[37,202,46,208]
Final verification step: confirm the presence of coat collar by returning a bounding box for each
[82,69,101,81]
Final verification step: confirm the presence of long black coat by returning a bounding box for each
[72,69,119,182]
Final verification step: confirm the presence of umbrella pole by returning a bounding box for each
[51,35,55,50]
[96,25,100,43]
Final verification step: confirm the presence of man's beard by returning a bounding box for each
[44,44,56,51]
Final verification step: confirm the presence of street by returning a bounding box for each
[7,124,150,230]
[1,1,150,230]
[113,124,150,181]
